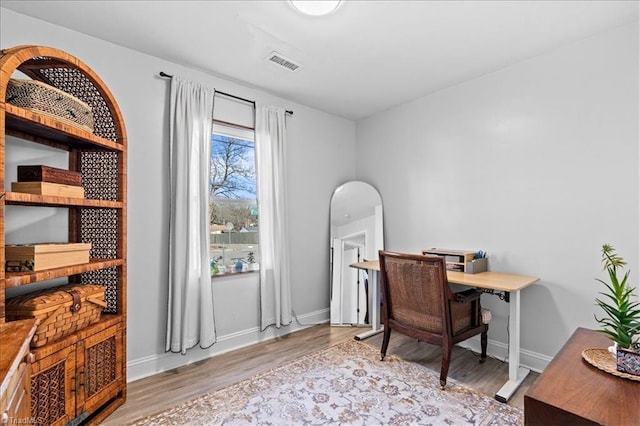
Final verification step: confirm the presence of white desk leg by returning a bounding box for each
[355,269,383,340]
[495,289,531,402]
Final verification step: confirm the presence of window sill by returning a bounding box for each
[211,269,258,279]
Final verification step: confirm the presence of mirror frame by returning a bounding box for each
[329,181,384,326]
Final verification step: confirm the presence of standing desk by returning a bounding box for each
[350,260,539,403]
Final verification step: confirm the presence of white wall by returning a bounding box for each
[356,22,639,369]
[1,8,356,380]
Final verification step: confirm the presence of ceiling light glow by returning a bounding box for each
[290,1,341,16]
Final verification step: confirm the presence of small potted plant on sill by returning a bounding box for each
[210,257,219,276]
[247,251,258,270]
[594,244,640,376]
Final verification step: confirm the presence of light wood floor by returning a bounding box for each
[104,324,538,424]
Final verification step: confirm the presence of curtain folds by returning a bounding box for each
[255,105,292,330]
[166,76,217,354]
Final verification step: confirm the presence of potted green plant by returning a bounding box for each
[247,251,258,270]
[594,244,640,375]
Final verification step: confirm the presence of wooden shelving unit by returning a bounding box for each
[0,45,127,426]
[422,248,487,274]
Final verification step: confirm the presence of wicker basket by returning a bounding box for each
[6,78,94,132]
[6,284,106,347]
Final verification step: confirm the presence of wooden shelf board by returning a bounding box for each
[4,258,125,287]
[4,105,124,152]
[4,191,123,208]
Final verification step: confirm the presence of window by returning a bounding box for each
[209,123,259,275]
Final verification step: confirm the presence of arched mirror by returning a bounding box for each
[330,181,384,326]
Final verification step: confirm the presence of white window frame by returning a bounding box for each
[210,122,259,276]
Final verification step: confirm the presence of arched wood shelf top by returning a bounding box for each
[0,45,127,147]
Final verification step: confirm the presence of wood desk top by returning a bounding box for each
[525,327,640,425]
[350,260,539,292]
[446,271,539,292]
[351,260,381,271]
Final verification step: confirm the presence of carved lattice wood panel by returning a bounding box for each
[31,362,66,425]
[80,268,118,314]
[79,150,119,313]
[85,336,117,397]
[80,209,118,258]
[80,151,119,201]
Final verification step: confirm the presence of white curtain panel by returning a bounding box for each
[166,76,216,354]
[255,105,292,330]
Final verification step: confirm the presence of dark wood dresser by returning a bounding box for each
[525,327,640,425]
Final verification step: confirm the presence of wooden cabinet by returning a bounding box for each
[0,46,127,425]
[1,319,37,426]
[30,318,124,425]
[525,328,640,425]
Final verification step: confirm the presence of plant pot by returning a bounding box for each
[616,347,640,376]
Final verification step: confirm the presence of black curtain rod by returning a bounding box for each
[159,71,293,115]
[215,89,256,108]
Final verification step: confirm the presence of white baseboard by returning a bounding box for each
[127,308,330,382]
[457,335,552,373]
[127,310,550,383]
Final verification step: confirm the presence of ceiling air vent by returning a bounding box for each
[265,51,301,72]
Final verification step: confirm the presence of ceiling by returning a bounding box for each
[2,1,638,120]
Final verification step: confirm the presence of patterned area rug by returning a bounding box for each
[127,340,523,425]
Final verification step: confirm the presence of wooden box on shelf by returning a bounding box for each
[17,165,82,186]
[6,284,106,348]
[11,181,84,198]
[5,242,92,272]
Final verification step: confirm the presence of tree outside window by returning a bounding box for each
[209,128,259,275]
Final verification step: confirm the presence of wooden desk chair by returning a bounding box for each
[378,250,488,389]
